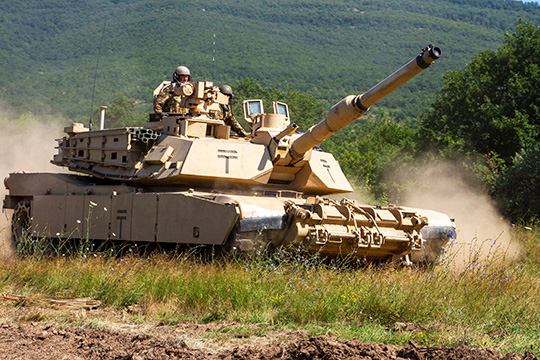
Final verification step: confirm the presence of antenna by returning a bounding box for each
[212,33,216,79]
[89,20,107,131]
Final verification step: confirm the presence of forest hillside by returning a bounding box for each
[1,0,539,121]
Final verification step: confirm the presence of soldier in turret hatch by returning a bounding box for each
[219,85,250,137]
[153,66,191,118]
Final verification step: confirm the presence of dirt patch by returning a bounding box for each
[0,321,537,360]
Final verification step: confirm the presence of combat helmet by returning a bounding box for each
[173,66,191,82]
[219,85,234,98]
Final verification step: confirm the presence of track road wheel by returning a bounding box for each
[12,200,32,244]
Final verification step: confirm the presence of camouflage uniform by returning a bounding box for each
[220,104,249,137]
[153,82,189,115]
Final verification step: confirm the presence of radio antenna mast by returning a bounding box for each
[89,20,107,131]
[212,33,216,79]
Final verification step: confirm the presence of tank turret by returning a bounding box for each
[242,45,441,194]
[4,45,455,264]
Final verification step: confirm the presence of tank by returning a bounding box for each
[3,45,455,263]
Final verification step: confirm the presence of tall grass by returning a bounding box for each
[1,227,539,354]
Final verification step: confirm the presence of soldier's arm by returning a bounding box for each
[153,93,167,113]
[225,113,249,137]
[153,85,172,113]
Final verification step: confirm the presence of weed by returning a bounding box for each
[0,225,539,354]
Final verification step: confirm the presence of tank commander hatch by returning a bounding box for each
[219,85,250,137]
[153,65,191,118]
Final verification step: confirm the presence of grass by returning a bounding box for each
[1,227,539,354]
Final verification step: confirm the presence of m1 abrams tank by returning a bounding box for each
[3,45,455,263]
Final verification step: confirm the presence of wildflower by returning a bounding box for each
[77,220,81,224]
[104,207,108,211]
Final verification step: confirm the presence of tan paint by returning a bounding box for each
[3,45,454,263]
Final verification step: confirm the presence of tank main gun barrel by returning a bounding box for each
[290,45,441,158]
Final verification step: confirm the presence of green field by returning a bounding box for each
[1,226,539,354]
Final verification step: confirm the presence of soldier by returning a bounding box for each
[219,85,250,137]
[153,66,191,117]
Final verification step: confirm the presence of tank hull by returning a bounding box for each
[3,172,455,263]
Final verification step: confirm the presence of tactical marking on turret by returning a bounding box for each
[217,149,239,174]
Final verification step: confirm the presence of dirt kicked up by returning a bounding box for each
[0,321,537,360]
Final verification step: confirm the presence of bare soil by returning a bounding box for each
[0,318,538,360]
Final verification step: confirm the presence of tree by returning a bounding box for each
[418,21,540,222]
[418,21,540,163]
[496,144,540,223]
[96,94,146,128]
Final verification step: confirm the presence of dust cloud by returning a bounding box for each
[0,107,65,259]
[390,159,521,271]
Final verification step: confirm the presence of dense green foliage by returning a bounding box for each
[2,1,540,222]
[1,0,539,122]
[496,144,540,222]
[419,21,540,162]
[418,21,540,222]
[96,94,147,128]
